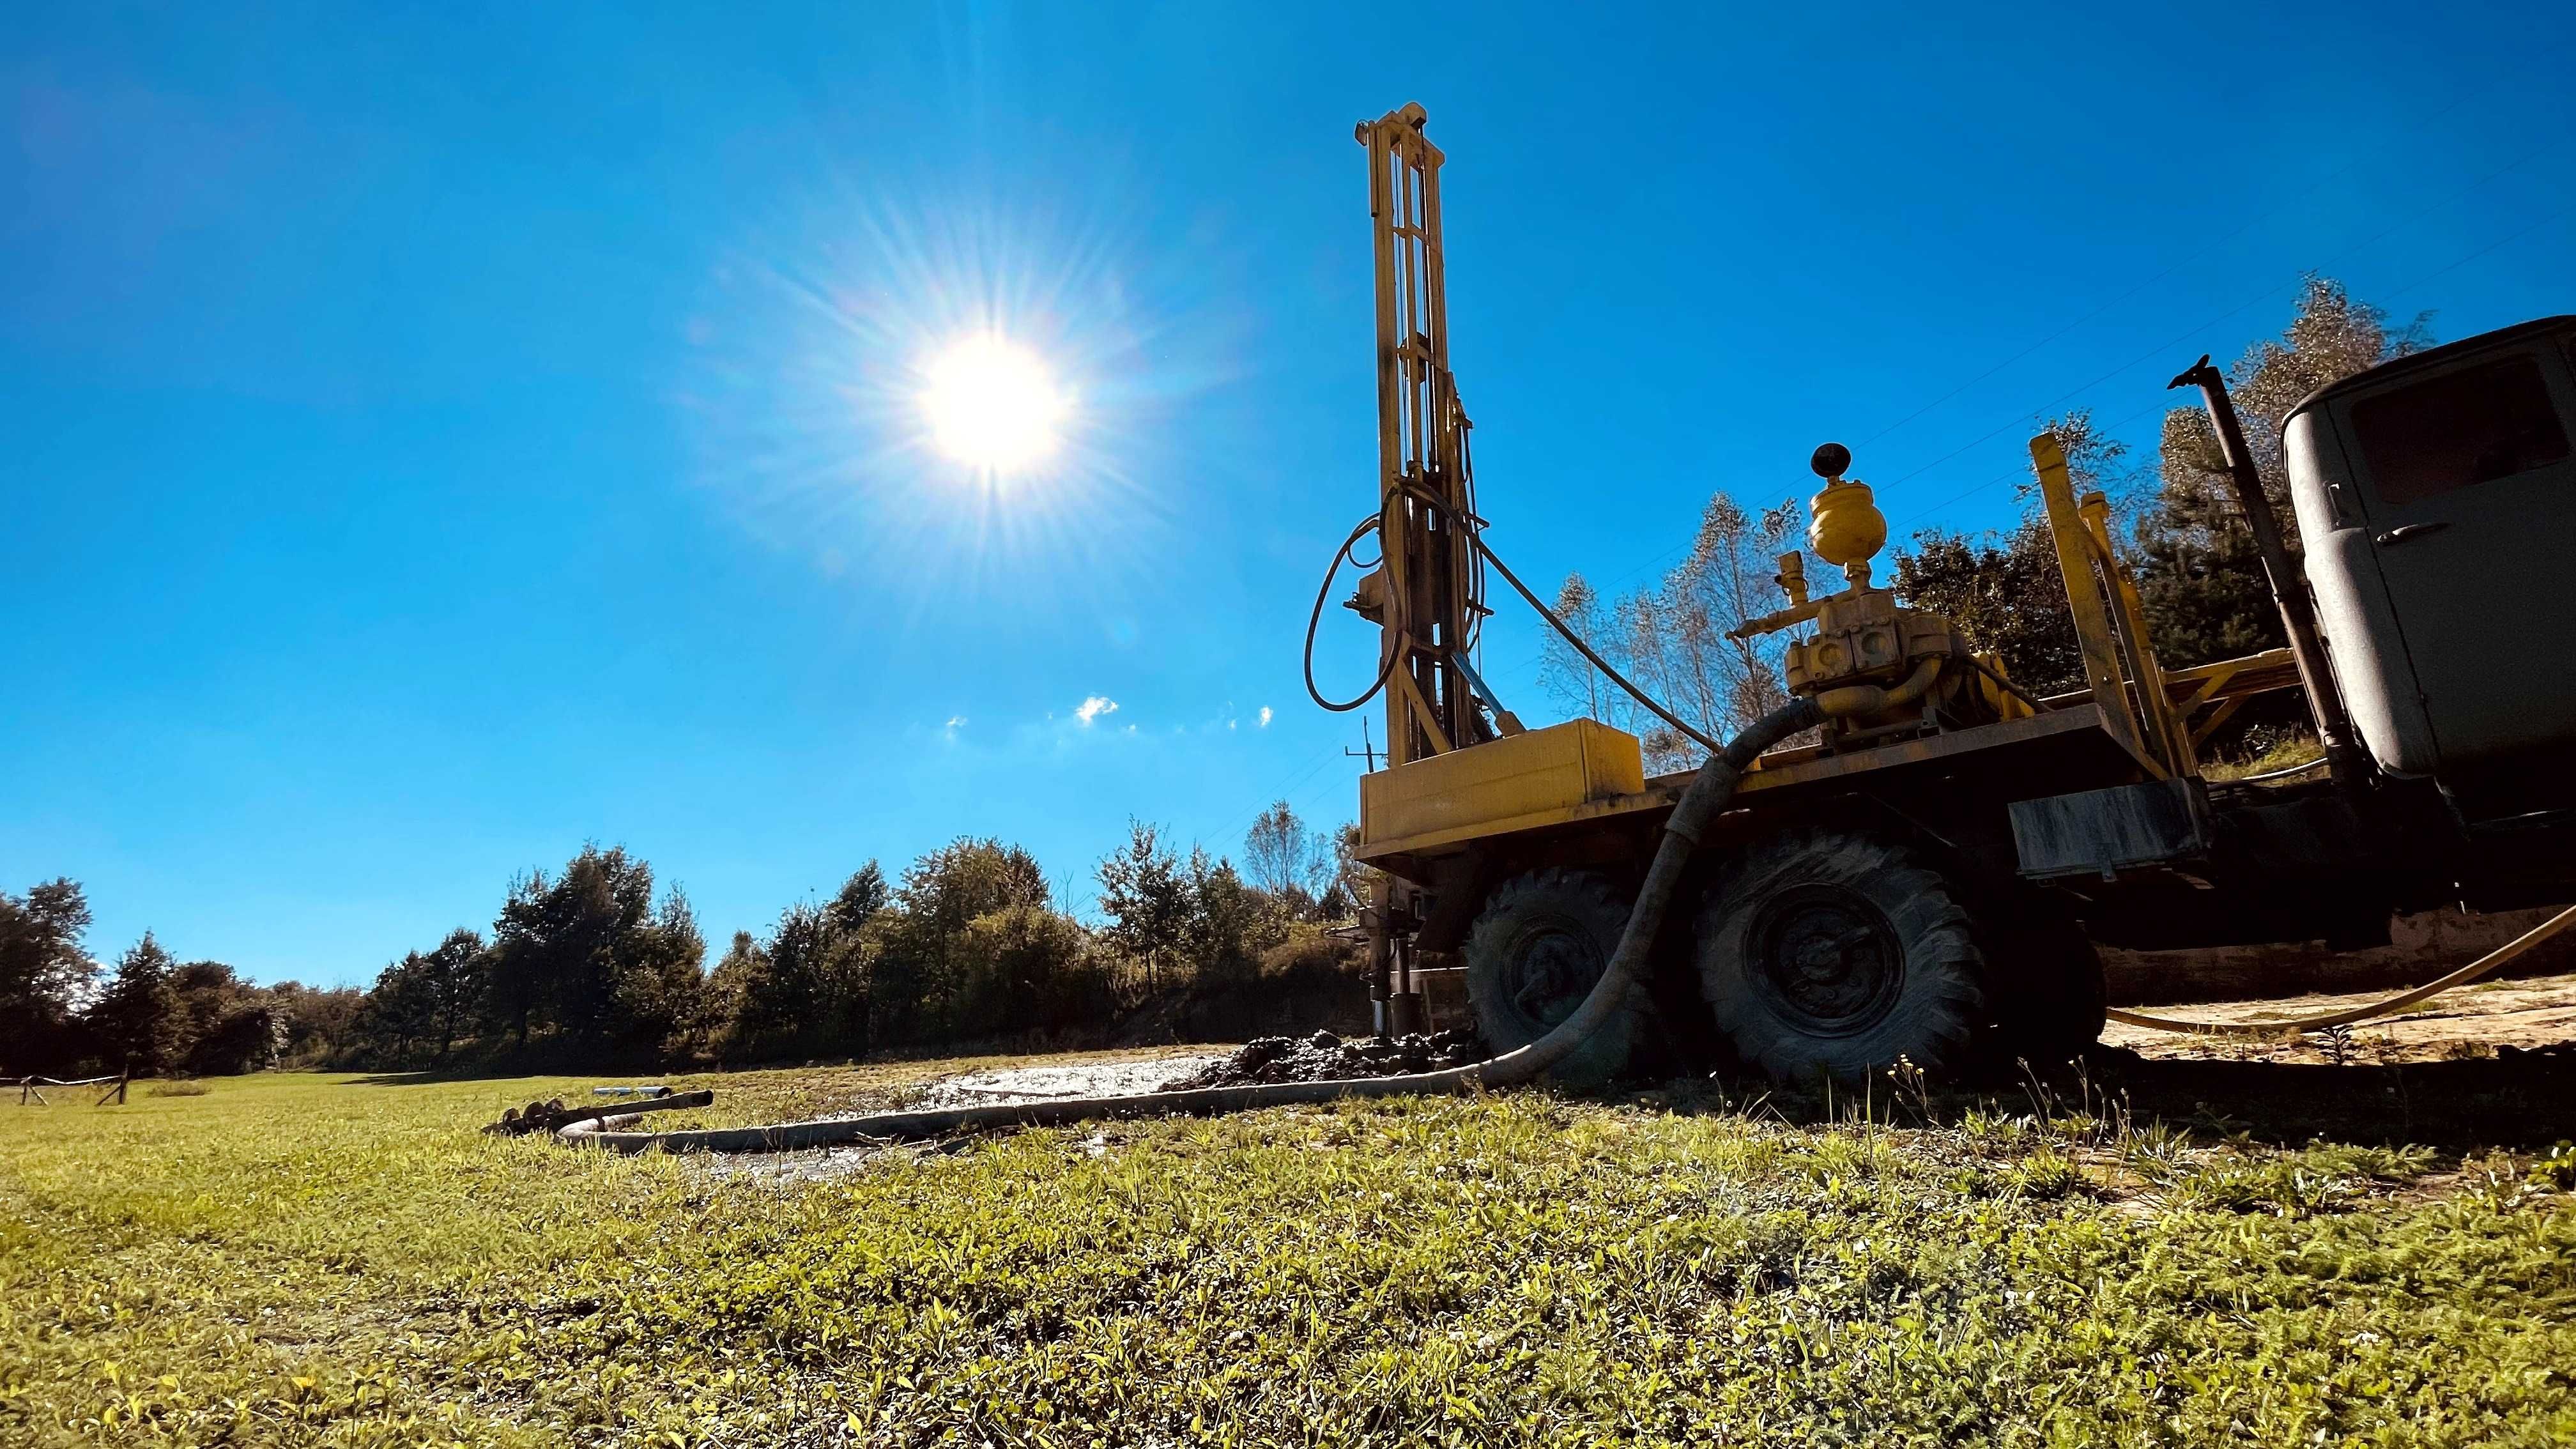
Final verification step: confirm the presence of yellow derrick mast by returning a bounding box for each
[1347,102,1501,769]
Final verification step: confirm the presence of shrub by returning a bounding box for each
[1257,929,1365,986]
[954,906,1112,1038]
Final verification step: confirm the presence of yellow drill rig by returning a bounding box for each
[1320,104,2576,1083]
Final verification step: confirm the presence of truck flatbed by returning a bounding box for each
[1358,703,2166,881]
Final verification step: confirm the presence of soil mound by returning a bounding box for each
[1160,1028,1485,1089]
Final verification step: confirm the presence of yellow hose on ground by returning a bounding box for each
[2104,903,2576,1036]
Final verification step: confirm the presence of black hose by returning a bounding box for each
[595,490,1818,1155]
[1372,479,1729,756]
[1459,516,1728,755]
[1301,473,1731,757]
[1301,514,1402,713]
[576,696,1827,1154]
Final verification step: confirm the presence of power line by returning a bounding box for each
[1853,86,2490,453]
[1910,188,2570,526]
[1481,186,2568,702]
[1880,139,2554,500]
[1480,142,2561,695]
[2379,204,2568,303]
[1183,742,1350,860]
[1541,98,2534,608]
[1349,102,2568,715]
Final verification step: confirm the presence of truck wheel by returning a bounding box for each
[1696,833,1984,1083]
[1462,868,1644,1087]
[1987,910,2105,1070]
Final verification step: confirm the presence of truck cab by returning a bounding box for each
[2288,316,2576,816]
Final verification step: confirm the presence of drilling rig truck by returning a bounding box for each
[1325,103,2576,1084]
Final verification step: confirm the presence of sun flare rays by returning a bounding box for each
[677,162,1236,625]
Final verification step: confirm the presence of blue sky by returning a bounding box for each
[5,4,2570,987]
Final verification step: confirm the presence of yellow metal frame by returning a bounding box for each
[1337,108,2312,903]
[1356,104,1478,767]
[2163,648,2301,749]
[1359,719,1641,853]
[1356,704,2152,863]
[1351,430,2312,869]
[2027,433,2191,778]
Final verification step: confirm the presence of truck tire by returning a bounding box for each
[1985,908,2106,1070]
[1462,868,1644,1087]
[1696,832,1984,1083]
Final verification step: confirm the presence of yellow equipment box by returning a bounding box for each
[1360,719,1645,854]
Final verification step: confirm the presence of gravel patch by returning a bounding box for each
[911,1053,1230,1109]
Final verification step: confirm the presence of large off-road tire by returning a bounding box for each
[1696,832,1985,1083]
[1985,905,2106,1070]
[1462,868,1644,1087]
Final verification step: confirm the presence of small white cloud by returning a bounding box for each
[1257,706,1274,728]
[943,716,967,734]
[1075,695,1119,727]
[1227,719,1238,731]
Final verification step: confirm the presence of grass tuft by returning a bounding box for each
[2203,733,2326,781]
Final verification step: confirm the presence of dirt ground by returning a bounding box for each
[703,970,2576,1188]
[2106,967,2576,1064]
[2085,969,2576,1152]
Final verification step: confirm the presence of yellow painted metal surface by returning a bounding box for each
[2041,647,2299,713]
[2030,433,2165,778]
[1356,704,2161,864]
[1359,718,1643,851]
[1975,652,2035,721]
[1807,477,1888,576]
[2080,491,2194,770]
[1354,103,1479,767]
[1781,587,1959,697]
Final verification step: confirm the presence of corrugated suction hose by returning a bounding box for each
[569,697,1829,1154]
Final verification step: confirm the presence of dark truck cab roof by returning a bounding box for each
[2286,314,2576,422]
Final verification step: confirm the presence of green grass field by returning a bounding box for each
[3,1060,2572,1446]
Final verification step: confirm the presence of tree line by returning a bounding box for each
[1544,277,2422,761]
[0,804,1364,1078]
[0,880,365,1079]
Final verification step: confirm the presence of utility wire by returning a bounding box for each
[1882,140,2554,498]
[1347,98,2566,714]
[1854,86,2489,452]
[1910,184,2568,526]
[1482,132,2560,694]
[2379,204,2568,303]
[1524,95,2528,624]
[1187,743,1347,859]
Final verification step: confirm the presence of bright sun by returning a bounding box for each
[919,334,1068,473]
